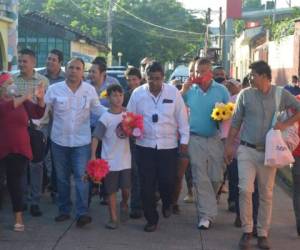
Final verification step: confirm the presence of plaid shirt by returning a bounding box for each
[13,71,49,95]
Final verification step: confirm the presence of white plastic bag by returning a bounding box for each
[277,111,300,151]
[264,129,295,168]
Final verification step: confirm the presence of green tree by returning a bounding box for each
[264,7,300,41]
[19,0,206,66]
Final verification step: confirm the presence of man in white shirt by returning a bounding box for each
[127,61,189,232]
[45,58,106,228]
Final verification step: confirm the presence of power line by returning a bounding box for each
[65,0,233,38]
[114,20,203,42]
[114,2,205,35]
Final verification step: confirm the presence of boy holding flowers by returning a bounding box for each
[91,84,131,229]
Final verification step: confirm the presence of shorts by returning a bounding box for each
[104,169,131,194]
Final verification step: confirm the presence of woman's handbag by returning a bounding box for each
[28,119,47,163]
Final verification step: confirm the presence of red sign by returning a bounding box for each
[226,0,242,19]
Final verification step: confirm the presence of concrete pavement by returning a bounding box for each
[0,182,299,250]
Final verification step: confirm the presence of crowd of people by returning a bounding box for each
[1,48,300,250]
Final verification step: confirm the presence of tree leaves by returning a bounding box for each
[19,0,205,66]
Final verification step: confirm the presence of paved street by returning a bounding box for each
[0,182,299,250]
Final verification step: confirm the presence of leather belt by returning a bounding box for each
[240,140,265,152]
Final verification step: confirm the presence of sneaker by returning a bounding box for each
[172,204,180,215]
[105,220,118,230]
[239,233,252,250]
[183,194,193,203]
[76,215,92,228]
[30,205,42,217]
[14,223,25,232]
[143,223,157,232]
[129,210,143,219]
[120,203,129,223]
[54,214,70,222]
[257,236,271,249]
[197,218,211,230]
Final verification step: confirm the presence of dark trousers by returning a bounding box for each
[184,163,193,191]
[228,159,239,204]
[292,156,300,224]
[136,146,177,225]
[0,154,28,212]
[130,140,142,211]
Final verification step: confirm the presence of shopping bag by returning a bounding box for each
[277,110,300,151]
[264,129,294,168]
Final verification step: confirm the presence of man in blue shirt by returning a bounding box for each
[181,58,230,230]
[284,75,300,96]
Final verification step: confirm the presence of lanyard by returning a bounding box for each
[147,85,164,108]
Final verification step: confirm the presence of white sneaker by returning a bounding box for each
[183,194,194,203]
[197,218,210,230]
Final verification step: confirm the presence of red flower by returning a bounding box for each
[86,159,109,183]
[121,112,144,138]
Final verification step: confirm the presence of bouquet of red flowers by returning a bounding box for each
[85,159,109,183]
[121,112,144,138]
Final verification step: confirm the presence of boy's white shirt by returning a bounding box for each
[98,111,131,171]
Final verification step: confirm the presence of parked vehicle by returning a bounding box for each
[107,67,128,90]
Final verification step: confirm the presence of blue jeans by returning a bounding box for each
[51,142,90,218]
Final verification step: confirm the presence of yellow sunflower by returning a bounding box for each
[221,108,232,121]
[100,90,108,99]
[211,107,223,121]
[226,102,235,114]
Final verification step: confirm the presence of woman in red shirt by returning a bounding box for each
[0,74,45,231]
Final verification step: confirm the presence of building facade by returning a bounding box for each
[18,12,109,67]
[0,0,18,71]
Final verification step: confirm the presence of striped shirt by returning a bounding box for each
[13,71,49,95]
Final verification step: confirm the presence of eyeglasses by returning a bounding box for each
[152,114,158,123]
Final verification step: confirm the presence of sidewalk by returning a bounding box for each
[0,183,298,250]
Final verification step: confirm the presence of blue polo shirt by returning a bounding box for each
[183,81,230,137]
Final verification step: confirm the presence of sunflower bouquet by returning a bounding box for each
[211,102,235,122]
[100,90,108,99]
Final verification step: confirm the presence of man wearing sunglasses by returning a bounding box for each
[127,61,189,232]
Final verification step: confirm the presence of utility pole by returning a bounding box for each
[219,7,222,51]
[107,0,116,66]
[272,0,277,23]
[204,8,211,57]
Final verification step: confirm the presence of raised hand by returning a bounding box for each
[35,83,45,100]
